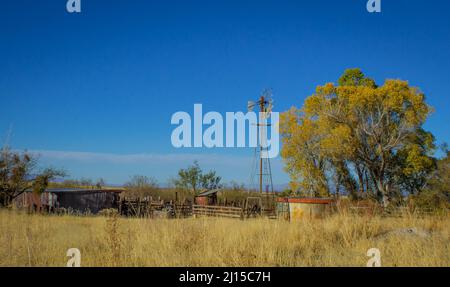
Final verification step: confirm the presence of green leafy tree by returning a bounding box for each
[0,146,65,207]
[200,170,222,190]
[411,149,450,210]
[173,161,222,194]
[173,161,202,193]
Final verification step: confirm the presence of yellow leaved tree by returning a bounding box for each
[280,69,436,206]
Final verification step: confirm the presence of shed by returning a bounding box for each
[14,188,124,214]
[194,189,221,206]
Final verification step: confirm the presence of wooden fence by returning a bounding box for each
[175,204,193,218]
[192,204,244,219]
[119,198,192,218]
[120,198,448,220]
[119,199,163,217]
[192,204,276,219]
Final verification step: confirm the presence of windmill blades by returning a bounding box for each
[262,88,273,102]
[268,98,274,110]
[265,100,273,117]
[265,96,274,118]
[247,101,255,112]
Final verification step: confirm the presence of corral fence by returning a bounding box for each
[120,201,274,219]
[192,204,276,219]
[192,204,243,219]
[174,204,193,218]
[119,198,192,218]
[119,197,449,220]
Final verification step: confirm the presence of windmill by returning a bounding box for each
[248,89,274,197]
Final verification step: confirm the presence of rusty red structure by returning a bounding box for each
[194,189,220,206]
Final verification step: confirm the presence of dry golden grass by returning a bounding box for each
[0,210,449,267]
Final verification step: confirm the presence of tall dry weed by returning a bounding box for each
[0,210,448,266]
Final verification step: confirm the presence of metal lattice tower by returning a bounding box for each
[248,89,274,197]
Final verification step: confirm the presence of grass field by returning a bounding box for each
[0,210,449,267]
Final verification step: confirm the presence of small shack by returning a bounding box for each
[14,188,124,214]
[276,197,335,221]
[194,189,221,205]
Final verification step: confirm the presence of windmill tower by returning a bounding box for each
[248,89,274,196]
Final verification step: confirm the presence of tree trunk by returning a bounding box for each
[356,164,365,197]
[376,178,389,208]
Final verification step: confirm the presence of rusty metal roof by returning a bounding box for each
[196,188,222,197]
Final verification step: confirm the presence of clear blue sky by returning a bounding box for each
[1,0,449,186]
